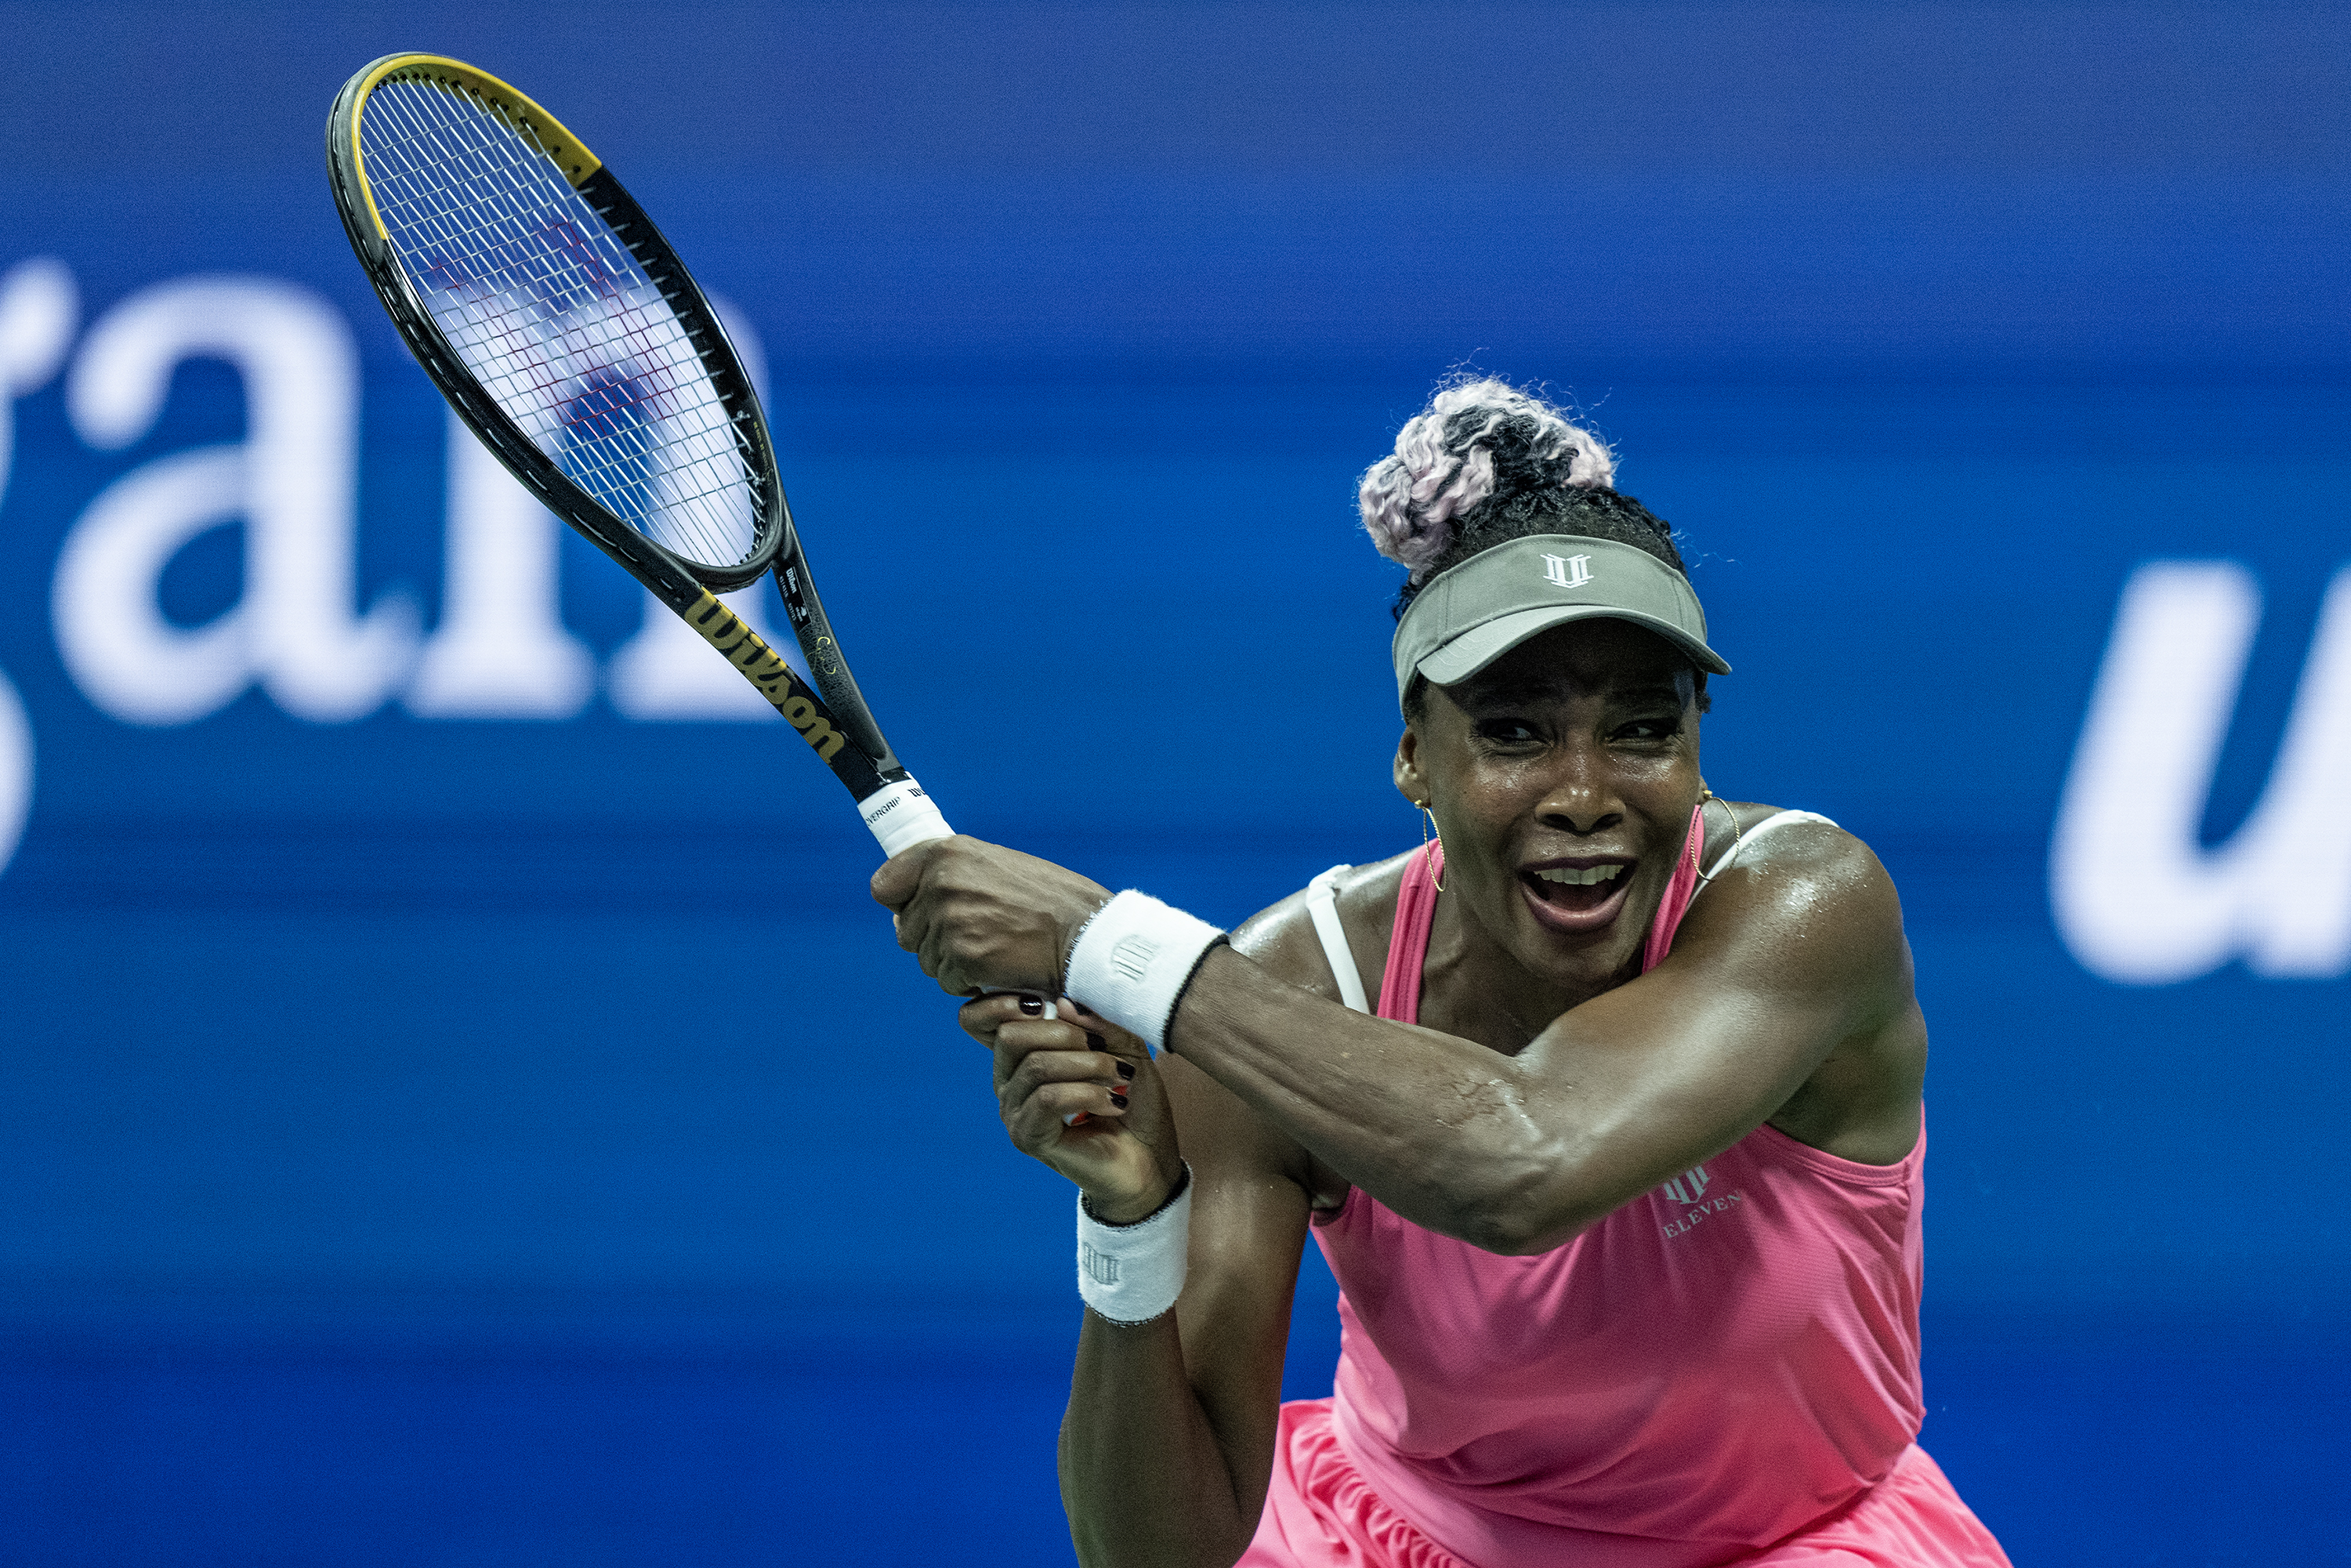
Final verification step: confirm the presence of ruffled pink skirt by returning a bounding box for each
[1240,1400,1473,1568]
[1239,1400,2012,1568]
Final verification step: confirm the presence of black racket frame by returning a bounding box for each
[325,55,909,803]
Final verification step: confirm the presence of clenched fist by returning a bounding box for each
[871,835,1113,998]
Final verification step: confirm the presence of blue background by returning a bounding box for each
[2,3,2347,1563]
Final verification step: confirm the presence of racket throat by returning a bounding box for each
[770,554,899,770]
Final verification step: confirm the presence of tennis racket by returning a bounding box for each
[324,52,954,862]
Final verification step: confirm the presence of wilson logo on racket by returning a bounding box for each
[684,591,844,761]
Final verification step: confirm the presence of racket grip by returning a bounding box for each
[863,778,1070,1092]
[861,777,953,858]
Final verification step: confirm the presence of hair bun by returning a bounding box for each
[1358,378,1615,571]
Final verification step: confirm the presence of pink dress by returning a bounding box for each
[1239,813,2010,1568]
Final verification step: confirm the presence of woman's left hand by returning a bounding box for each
[870,836,1112,997]
[959,994,1182,1222]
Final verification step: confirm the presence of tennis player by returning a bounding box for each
[875,379,2012,1568]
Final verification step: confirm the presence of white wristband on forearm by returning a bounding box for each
[1077,1164,1193,1325]
[1064,891,1226,1055]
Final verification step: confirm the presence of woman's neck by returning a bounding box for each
[1416,885,1640,1054]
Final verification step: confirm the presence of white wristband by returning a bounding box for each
[1077,1164,1193,1325]
[1064,891,1226,1055]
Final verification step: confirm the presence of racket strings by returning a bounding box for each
[358,74,763,570]
[368,80,748,553]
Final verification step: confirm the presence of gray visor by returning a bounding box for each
[1393,534,1730,708]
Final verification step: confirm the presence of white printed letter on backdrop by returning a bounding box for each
[2051,561,2351,983]
[405,411,595,719]
[0,255,79,513]
[53,276,416,726]
[0,668,31,880]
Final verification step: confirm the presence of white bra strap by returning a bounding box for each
[1697,809,1841,886]
[1304,865,1371,1013]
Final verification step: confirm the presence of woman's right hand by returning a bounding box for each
[958,994,1183,1223]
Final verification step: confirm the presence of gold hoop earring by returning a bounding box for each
[1419,801,1446,893]
[1699,786,1742,860]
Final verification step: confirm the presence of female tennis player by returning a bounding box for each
[874,379,2012,1568]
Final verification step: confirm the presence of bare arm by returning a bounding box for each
[1169,825,1913,1253]
[893,824,1914,1260]
[1058,1054,1308,1568]
[951,866,1384,1568]
[961,994,1314,1568]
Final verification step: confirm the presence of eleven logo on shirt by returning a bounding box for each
[1657,1163,1747,1239]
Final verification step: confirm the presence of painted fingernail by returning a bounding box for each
[1087,1031,1107,1052]
[1116,1060,1136,1081]
[1018,996,1043,1016]
[1109,1092,1129,1110]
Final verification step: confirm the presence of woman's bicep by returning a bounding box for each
[1522,835,1914,1233]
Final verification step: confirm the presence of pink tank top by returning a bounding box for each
[1317,809,1927,1568]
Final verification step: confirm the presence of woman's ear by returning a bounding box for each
[1393,726,1425,807]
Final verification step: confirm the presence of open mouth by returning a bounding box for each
[1518,859,1637,932]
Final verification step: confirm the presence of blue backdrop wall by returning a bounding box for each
[1,5,2346,1564]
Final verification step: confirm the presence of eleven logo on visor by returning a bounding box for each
[1541,552,1594,589]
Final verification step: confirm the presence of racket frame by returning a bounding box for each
[325,53,934,842]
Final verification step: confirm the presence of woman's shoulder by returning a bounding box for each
[1230,849,1417,1005]
[1704,802,1890,889]
[1694,801,1908,965]
[1702,805,1924,1164]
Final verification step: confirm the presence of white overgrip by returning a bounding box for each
[861,777,952,859]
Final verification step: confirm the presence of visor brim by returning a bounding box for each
[1416,604,1733,688]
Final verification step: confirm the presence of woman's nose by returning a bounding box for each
[1533,752,1622,835]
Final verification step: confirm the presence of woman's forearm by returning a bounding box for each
[1170,948,1586,1252]
[1060,1315,1264,1568]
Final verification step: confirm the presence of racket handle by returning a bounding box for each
[860,777,953,859]
[861,778,1074,1107]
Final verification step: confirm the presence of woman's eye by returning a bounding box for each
[1615,716,1680,741]
[1476,720,1541,745]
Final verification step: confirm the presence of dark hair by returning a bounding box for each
[1393,483,1689,621]
[1360,379,1708,720]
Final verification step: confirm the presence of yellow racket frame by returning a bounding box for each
[342,53,603,248]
